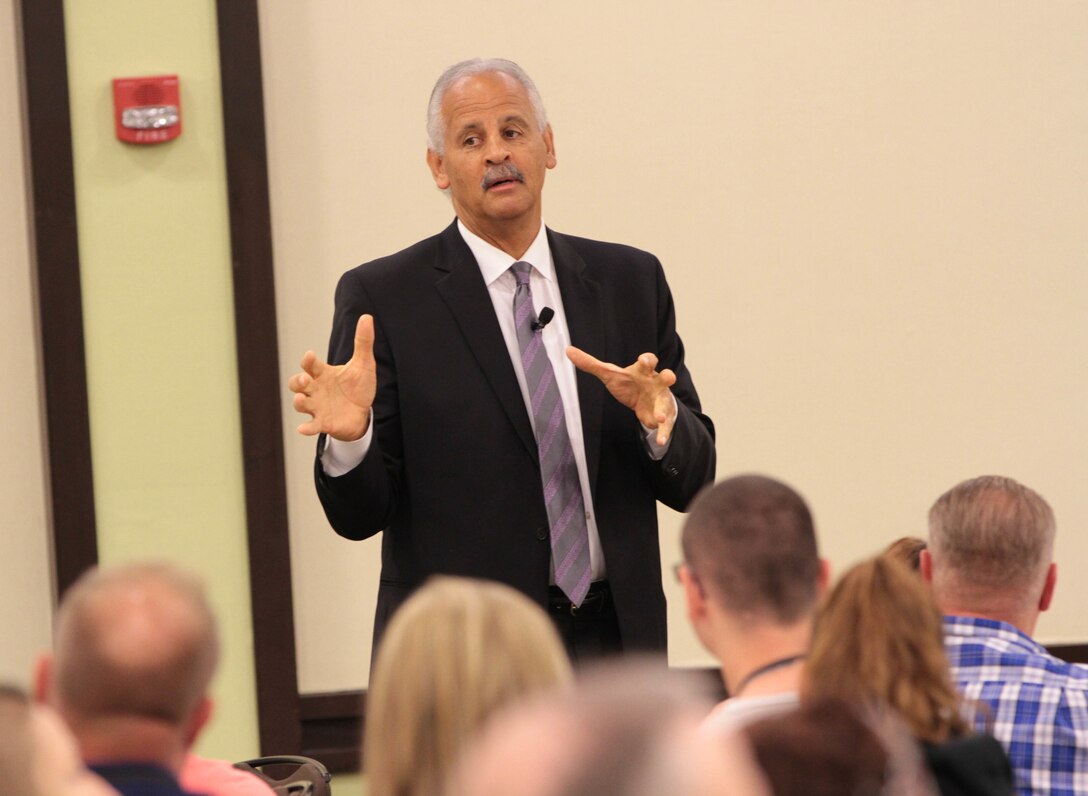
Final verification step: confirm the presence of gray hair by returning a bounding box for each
[427,58,549,154]
[928,475,1056,594]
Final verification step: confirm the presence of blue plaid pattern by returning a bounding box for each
[944,615,1088,795]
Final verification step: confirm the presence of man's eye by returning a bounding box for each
[463,136,480,147]
[503,129,522,138]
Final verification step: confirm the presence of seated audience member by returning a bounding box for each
[923,475,1088,795]
[450,659,770,796]
[1,683,118,796]
[34,561,271,796]
[364,576,574,796]
[883,536,927,571]
[678,474,828,732]
[743,696,939,796]
[804,556,1013,795]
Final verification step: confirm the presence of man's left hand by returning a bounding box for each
[567,346,677,446]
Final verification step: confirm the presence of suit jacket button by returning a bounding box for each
[535,526,548,541]
[665,465,680,478]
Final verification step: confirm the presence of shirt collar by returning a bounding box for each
[456,219,554,286]
[943,614,1046,654]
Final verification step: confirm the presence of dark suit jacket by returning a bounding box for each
[315,221,716,652]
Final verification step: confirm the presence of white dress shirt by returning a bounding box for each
[321,220,672,583]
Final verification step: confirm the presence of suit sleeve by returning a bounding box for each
[313,269,402,540]
[639,258,716,511]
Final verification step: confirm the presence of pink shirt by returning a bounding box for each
[180,755,276,796]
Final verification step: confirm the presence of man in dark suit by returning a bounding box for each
[289,58,716,661]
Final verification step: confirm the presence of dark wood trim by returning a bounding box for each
[300,691,365,773]
[1048,643,1088,664]
[18,0,98,597]
[214,0,302,756]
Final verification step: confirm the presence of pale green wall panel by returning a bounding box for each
[63,0,261,761]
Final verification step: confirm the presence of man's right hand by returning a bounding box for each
[289,314,376,440]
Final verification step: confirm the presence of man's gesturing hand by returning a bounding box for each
[289,314,377,441]
[566,346,678,446]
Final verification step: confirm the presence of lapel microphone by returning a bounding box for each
[531,307,555,332]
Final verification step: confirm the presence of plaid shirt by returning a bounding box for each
[944,615,1088,795]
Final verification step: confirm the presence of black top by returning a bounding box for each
[923,734,1014,796]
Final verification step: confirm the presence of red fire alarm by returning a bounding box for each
[112,75,181,144]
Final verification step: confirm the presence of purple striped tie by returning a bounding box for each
[511,261,591,606]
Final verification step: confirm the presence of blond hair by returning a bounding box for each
[928,475,1055,597]
[804,556,968,743]
[364,577,572,796]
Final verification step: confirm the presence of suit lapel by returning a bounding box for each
[432,222,537,457]
[549,229,605,493]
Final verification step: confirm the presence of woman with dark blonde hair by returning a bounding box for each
[803,556,1012,795]
[882,536,927,572]
[364,576,573,796]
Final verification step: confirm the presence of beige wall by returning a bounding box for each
[0,0,55,688]
[261,0,1088,688]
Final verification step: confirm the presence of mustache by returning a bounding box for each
[481,163,525,190]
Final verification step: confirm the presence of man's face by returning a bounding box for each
[427,71,556,240]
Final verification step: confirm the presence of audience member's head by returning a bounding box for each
[883,536,927,571]
[1,684,119,796]
[35,561,219,772]
[923,475,1056,635]
[451,659,769,796]
[679,474,826,697]
[743,696,937,796]
[804,556,968,744]
[364,576,573,796]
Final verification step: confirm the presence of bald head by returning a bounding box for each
[681,475,820,624]
[50,562,219,727]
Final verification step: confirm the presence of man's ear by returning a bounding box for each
[919,549,934,583]
[543,124,557,170]
[679,564,707,622]
[33,654,52,704]
[816,558,831,597]
[426,149,450,190]
[1039,562,1057,612]
[183,696,213,749]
